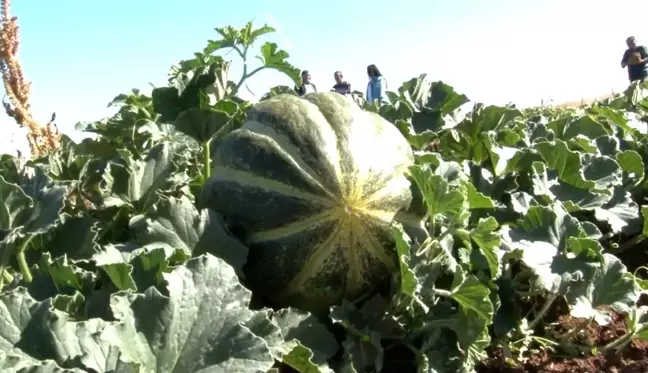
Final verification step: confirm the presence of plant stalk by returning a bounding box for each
[431,288,452,298]
[600,324,648,353]
[203,140,211,182]
[528,293,558,330]
[16,234,35,283]
[600,332,634,353]
[0,270,13,288]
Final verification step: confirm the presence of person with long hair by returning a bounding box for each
[366,64,386,103]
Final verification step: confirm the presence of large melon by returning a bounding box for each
[200,92,415,311]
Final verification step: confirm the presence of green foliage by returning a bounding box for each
[2,19,648,373]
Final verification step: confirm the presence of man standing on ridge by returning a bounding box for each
[621,36,648,83]
[332,71,352,95]
[295,70,317,96]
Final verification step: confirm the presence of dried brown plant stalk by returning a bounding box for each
[0,0,59,157]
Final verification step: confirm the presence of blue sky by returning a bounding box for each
[1,0,648,154]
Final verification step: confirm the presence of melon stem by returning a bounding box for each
[203,140,211,182]
[16,234,34,283]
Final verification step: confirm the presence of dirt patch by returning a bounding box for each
[477,302,648,373]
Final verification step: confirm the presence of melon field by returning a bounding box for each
[3,21,648,373]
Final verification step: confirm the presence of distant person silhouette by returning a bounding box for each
[332,71,352,95]
[621,36,648,83]
[295,70,317,96]
[366,64,386,103]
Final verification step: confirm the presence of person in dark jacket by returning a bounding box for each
[295,70,317,96]
[621,36,648,83]
[332,71,352,95]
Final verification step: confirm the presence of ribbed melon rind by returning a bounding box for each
[201,92,414,311]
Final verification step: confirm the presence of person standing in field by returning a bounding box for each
[332,71,352,95]
[295,70,317,96]
[621,36,648,83]
[366,64,386,103]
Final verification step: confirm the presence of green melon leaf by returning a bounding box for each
[391,224,418,297]
[550,182,640,234]
[567,135,598,153]
[455,320,491,368]
[402,76,470,134]
[337,333,383,373]
[101,254,280,372]
[27,252,96,302]
[0,351,85,373]
[595,135,620,157]
[509,191,538,215]
[462,181,495,209]
[500,205,593,293]
[534,140,599,190]
[282,341,334,373]
[502,204,583,253]
[50,291,86,316]
[43,137,95,183]
[402,75,469,114]
[597,106,638,135]
[0,288,137,372]
[0,173,67,235]
[173,108,232,144]
[0,176,30,233]
[591,188,641,233]
[453,105,522,163]
[428,156,468,184]
[482,133,520,177]
[273,308,338,372]
[91,244,182,292]
[581,153,622,189]
[126,245,174,291]
[329,299,395,372]
[565,237,605,262]
[529,162,553,201]
[616,149,644,181]
[409,165,468,225]
[40,214,99,260]
[129,195,248,270]
[449,268,493,324]
[92,246,137,292]
[255,42,301,86]
[549,115,611,141]
[567,254,641,325]
[469,217,502,278]
[0,154,21,184]
[104,142,188,210]
[205,22,275,53]
[467,163,518,201]
[635,307,648,341]
[150,86,187,124]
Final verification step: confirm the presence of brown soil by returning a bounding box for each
[476,295,648,373]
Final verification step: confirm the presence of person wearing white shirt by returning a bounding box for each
[295,70,318,95]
